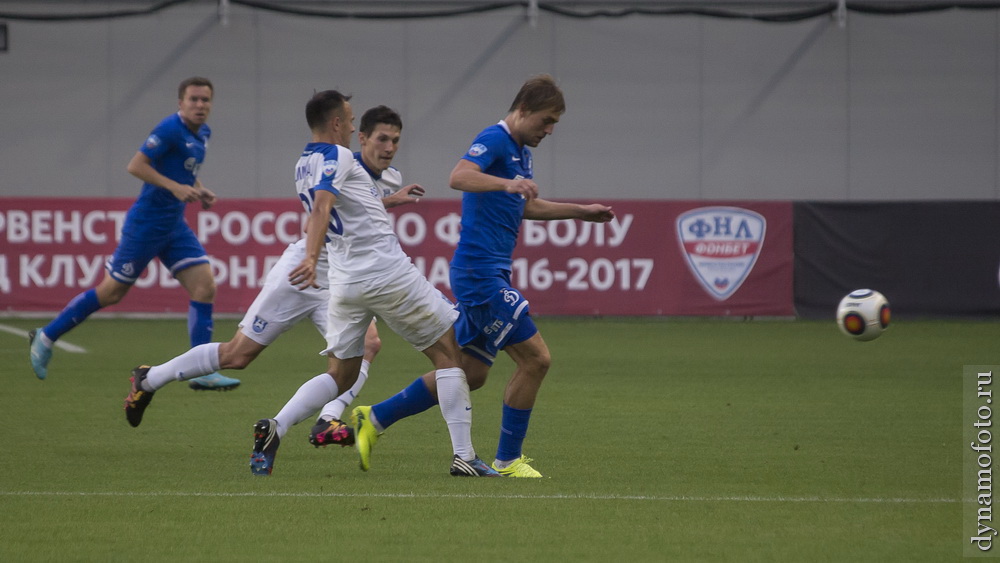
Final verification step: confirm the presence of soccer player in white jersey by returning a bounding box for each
[122,106,425,442]
[248,91,496,477]
[353,74,614,478]
[28,77,239,391]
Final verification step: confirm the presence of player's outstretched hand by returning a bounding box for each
[288,259,319,290]
[581,204,615,223]
[383,184,426,208]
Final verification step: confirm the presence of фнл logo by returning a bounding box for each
[676,207,766,301]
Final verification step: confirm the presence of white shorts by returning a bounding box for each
[323,262,458,359]
[239,242,329,346]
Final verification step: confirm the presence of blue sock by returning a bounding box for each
[372,377,437,430]
[44,288,102,342]
[496,404,532,462]
[188,301,214,347]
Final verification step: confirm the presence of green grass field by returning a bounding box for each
[0,316,986,561]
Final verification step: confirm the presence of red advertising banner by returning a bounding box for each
[0,198,793,316]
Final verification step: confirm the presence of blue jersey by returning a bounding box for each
[126,112,211,237]
[106,113,211,283]
[451,121,533,272]
[451,121,540,356]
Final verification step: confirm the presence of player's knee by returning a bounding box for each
[191,280,216,302]
[527,350,551,378]
[180,266,217,302]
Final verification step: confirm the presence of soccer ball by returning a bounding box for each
[836,289,890,341]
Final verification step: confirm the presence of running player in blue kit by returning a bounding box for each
[28,77,239,391]
[352,74,615,477]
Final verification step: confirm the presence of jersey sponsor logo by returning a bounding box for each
[144,135,161,149]
[468,143,487,157]
[323,159,338,177]
[676,206,766,301]
[252,316,268,333]
[483,319,504,336]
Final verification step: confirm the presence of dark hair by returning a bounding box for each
[508,74,565,114]
[306,90,352,131]
[360,105,403,136]
[178,76,213,100]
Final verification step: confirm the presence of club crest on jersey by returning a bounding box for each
[144,135,161,149]
[252,316,268,334]
[323,159,338,177]
[468,143,487,157]
[675,207,766,301]
[501,288,521,305]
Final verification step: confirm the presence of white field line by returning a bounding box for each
[0,490,959,503]
[0,323,86,353]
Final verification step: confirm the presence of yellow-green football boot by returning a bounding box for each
[491,455,542,478]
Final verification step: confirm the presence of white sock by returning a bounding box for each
[318,360,370,422]
[145,343,221,391]
[435,367,474,460]
[274,374,339,439]
[367,409,385,433]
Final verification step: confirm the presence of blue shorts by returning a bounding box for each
[451,268,536,366]
[106,223,209,284]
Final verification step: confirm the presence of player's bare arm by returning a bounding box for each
[382,184,425,209]
[126,151,200,203]
[449,160,538,200]
[524,198,614,222]
[288,189,336,290]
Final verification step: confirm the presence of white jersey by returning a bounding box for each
[296,142,409,285]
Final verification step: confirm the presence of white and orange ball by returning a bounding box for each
[836,289,890,341]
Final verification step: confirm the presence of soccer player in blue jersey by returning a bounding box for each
[352,74,615,477]
[28,77,239,391]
